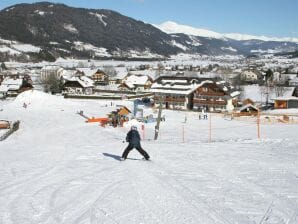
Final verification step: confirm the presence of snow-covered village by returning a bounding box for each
[1,1,298,224]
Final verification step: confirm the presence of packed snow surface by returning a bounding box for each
[0,90,298,224]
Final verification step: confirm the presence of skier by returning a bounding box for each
[121,125,150,161]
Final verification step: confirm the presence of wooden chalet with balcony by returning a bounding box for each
[91,69,109,86]
[150,76,205,110]
[151,76,240,111]
[192,81,240,112]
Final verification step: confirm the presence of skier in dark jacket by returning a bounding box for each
[121,125,150,160]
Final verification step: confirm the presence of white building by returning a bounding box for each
[241,71,258,82]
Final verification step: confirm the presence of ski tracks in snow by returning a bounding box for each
[182,142,298,224]
[0,150,125,224]
[1,140,297,224]
[114,156,231,224]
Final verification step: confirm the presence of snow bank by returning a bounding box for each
[6,90,68,114]
[14,90,62,105]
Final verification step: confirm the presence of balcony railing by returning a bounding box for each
[193,99,227,105]
[154,96,186,102]
[195,92,225,96]
[164,97,186,102]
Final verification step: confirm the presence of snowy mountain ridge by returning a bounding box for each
[1,2,298,62]
[155,21,298,43]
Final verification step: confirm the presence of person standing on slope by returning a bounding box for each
[121,125,150,161]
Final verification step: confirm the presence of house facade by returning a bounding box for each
[273,98,298,109]
[272,87,298,109]
[151,76,240,111]
[192,81,240,112]
[110,67,128,85]
[91,70,109,85]
[62,76,94,95]
[119,74,153,92]
[241,71,258,82]
[234,104,259,117]
[150,76,200,110]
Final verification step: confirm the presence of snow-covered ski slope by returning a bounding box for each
[0,90,298,224]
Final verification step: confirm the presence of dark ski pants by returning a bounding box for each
[122,144,150,160]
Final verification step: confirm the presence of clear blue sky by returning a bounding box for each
[1,0,298,38]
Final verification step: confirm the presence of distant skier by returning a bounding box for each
[121,125,150,161]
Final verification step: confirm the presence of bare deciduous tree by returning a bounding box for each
[274,86,286,97]
[38,73,63,94]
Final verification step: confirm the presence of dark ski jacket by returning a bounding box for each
[126,129,141,147]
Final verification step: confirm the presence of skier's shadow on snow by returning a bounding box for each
[102,153,142,161]
[103,153,122,161]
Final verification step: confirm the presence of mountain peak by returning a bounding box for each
[155,21,298,43]
[155,21,223,39]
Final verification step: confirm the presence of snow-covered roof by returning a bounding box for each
[150,88,196,95]
[64,76,94,88]
[61,69,76,79]
[114,67,128,79]
[151,75,240,98]
[162,79,187,84]
[271,96,298,101]
[230,91,241,97]
[289,76,298,83]
[0,85,10,92]
[76,68,98,77]
[239,104,259,112]
[0,77,23,92]
[41,65,61,71]
[151,80,213,95]
[124,75,151,87]
[129,70,157,79]
[1,77,23,86]
[216,80,226,85]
